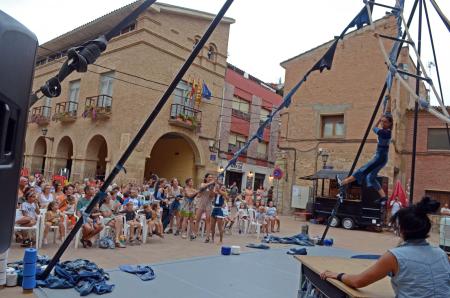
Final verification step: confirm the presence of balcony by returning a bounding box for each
[83,95,112,120]
[29,106,51,126]
[232,109,250,121]
[53,101,78,123]
[227,144,247,155]
[169,104,202,131]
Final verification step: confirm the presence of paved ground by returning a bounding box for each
[2,216,441,297]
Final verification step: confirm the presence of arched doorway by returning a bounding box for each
[145,133,199,184]
[54,136,74,179]
[85,135,108,180]
[31,137,46,175]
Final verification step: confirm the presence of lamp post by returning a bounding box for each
[41,128,54,178]
[321,151,329,169]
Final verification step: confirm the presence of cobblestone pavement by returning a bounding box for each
[2,215,441,297]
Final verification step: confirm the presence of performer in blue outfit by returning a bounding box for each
[338,114,393,204]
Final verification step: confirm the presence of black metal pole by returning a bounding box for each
[319,0,420,245]
[41,0,234,279]
[410,0,423,204]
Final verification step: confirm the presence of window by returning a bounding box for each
[43,97,52,117]
[171,81,195,118]
[321,115,344,138]
[99,72,114,107]
[68,80,80,112]
[257,142,268,159]
[260,109,270,126]
[427,128,450,150]
[232,96,250,120]
[207,44,217,61]
[228,134,247,154]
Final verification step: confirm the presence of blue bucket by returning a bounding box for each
[221,246,231,255]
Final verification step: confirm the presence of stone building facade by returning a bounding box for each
[24,2,234,185]
[277,16,423,213]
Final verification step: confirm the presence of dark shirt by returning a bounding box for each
[120,210,136,221]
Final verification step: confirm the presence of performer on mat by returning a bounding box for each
[337,114,393,205]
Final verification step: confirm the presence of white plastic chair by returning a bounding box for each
[14,209,41,248]
[247,208,262,239]
[39,213,68,247]
[123,212,143,242]
[237,212,249,235]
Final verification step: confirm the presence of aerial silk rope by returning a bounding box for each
[221,5,373,176]
[368,0,450,123]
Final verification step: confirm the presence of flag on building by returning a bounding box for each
[202,81,212,99]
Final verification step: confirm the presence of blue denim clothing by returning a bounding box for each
[262,233,314,246]
[353,150,388,191]
[119,265,156,281]
[389,240,450,298]
[246,243,270,249]
[373,127,391,153]
[38,259,114,296]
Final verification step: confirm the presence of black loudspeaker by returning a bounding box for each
[0,11,38,253]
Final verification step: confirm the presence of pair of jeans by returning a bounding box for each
[119,265,156,281]
[39,259,114,296]
[262,234,314,246]
[353,150,388,191]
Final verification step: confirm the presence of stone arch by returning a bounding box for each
[54,136,74,178]
[84,135,108,180]
[30,137,47,175]
[144,132,202,184]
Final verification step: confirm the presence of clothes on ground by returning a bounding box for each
[246,243,270,250]
[119,265,156,281]
[286,247,307,255]
[37,259,114,296]
[262,233,314,246]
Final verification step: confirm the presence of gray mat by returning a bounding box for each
[36,246,357,298]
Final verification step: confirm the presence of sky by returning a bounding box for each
[2,0,449,105]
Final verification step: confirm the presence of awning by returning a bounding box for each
[299,169,349,180]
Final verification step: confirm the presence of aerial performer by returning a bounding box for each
[337,114,393,205]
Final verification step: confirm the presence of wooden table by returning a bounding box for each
[295,256,394,298]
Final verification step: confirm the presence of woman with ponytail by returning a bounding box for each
[321,196,450,297]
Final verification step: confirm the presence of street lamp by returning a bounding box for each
[41,128,54,141]
[248,171,254,178]
[321,151,329,169]
[217,166,224,173]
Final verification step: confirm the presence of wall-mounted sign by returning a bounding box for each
[273,167,283,180]
[229,161,243,171]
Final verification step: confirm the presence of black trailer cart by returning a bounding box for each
[300,169,388,230]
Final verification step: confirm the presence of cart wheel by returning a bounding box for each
[342,218,354,230]
[329,216,340,227]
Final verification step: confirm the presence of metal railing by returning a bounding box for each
[29,106,51,124]
[169,104,202,123]
[232,109,250,121]
[53,101,78,121]
[85,94,113,110]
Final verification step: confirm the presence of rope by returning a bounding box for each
[369,0,450,123]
